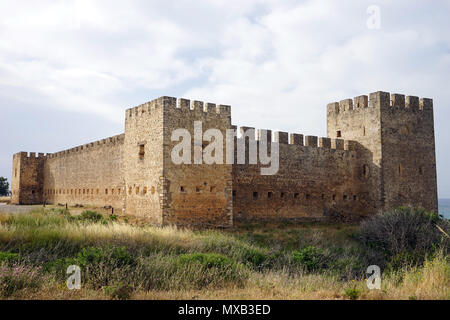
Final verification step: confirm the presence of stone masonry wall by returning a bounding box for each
[42,134,124,208]
[162,97,233,228]
[123,98,165,224]
[326,91,438,214]
[11,152,45,205]
[232,130,371,223]
[380,93,438,212]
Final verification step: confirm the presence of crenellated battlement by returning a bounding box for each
[13,152,48,160]
[125,96,231,120]
[234,126,357,153]
[327,91,433,116]
[46,134,124,159]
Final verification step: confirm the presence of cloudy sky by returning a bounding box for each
[1,0,449,197]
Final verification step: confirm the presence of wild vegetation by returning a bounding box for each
[0,207,448,300]
[0,177,9,197]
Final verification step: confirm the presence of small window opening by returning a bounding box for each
[105,189,108,195]
[143,187,147,195]
[419,167,423,175]
[232,190,237,197]
[280,192,285,199]
[363,165,370,178]
[136,187,140,195]
[196,186,201,193]
[139,144,145,160]
[337,130,342,138]
[151,186,155,194]
[253,192,258,200]
[398,164,403,176]
[343,195,348,200]
[322,194,325,200]
[128,187,132,195]
[268,192,273,199]
[353,195,357,201]
[306,194,311,200]
[210,186,216,192]
[294,193,299,199]
[332,194,336,201]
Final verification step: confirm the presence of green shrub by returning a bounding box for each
[43,257,78,279]
[178,253,233,269]
[77,247,104,267]
[344,286,360,300]
[291,246,327,272]
[242,248,267,269]
[103,283,133,300]
[358,207,449,267]
[77,211,105,224]
[109,247,137,267]
[0,252,19,264]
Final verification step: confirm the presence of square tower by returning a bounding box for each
[123,96,233,227]
[11,152,46,205]
[327,91,438,214]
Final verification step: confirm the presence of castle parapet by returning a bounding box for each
[235,127,357,153]
[14,152,48,160]
[46,134,124,159]
[327,91,433,115]
[126,96,232,120]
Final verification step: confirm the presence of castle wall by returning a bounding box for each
[11,91,439,227]
[123,98,165,223]
[232,131,370,223]
[42,134,124,208]
[162,97,233,227]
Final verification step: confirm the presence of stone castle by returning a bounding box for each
[11,91,438,227]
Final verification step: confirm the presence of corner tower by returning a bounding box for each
[327,91,438,214]
[11,152,46,204]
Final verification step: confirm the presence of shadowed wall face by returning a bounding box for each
[327,91,438,214]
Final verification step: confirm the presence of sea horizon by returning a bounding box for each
[438,198,450,219]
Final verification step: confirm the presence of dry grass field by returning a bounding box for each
[0,207,448,300]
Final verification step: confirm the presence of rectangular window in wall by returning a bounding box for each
[139,144,145,160]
